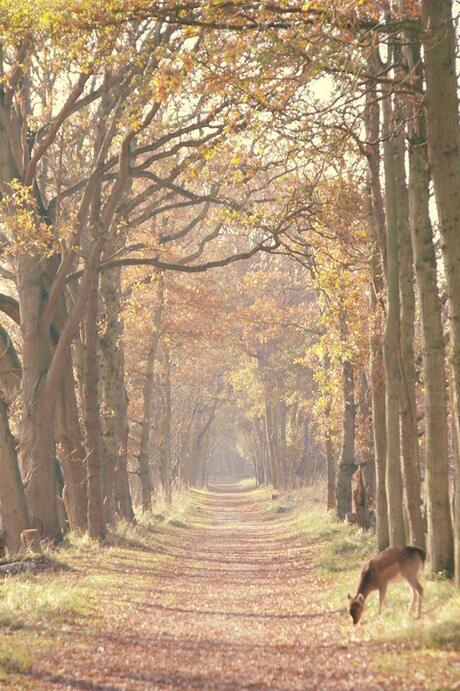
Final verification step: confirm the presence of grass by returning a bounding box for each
[0,486,196,684]
[271,485,460,651]
[0,483,458,687]
[0,642,33,684]
[136,486,198,529]
[0,576,87,629]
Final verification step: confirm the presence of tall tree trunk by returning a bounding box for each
[277,397,288,487]
[358,371,376,513]
[0,326,30,553]
[160,347,172,505]
[421,0,457,574]
[99,250,124,525]
[382,84,406,547]
[258,353,284,489]
[400,13,454,570]
[323,356,336,510]
[0,396,30,554]
[451,364,460,586]
[364,73,389,549]
[54,290,88,533]
[57,352,88,532]
[114,360,135,522]
[138,275,164,512]
[84,270,105,541]
[369,265,389,548]
[325,431,335,512]
[394,94,425,548]
[255,418,270,485]
[18,254,62,542]
[336,361,356,520]
[265,400,282,490]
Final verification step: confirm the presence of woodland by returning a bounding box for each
[0,0,460,687]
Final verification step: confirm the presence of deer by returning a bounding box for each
[348,546,425,625]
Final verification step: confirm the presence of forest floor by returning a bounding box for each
[0,483,459,690]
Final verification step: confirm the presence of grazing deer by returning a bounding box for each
[348,546,425,625]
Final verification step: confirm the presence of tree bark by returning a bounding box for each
[323,356,336,510]
[0,396,30,554]
[114,359,135,521]
[364,74,389,549]
[18,254,62,542]
[54,290,88,533]
[160,346,172,505]
[57,350,88,532]
[399,14,454,569]
[258,354,287,490]
[99,247,124,525]
[358,371,376,513]
[421,0,457,574]
[451,364,460,586]
[84,270,105,540]
[382,84,406,547]
[138,275,164,512]
[394,94,425,548]
[336,360,356,520]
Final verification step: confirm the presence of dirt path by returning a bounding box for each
[17,485,460,689]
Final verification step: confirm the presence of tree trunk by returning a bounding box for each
[421,0,457,574]
[114,362,135,522]
[57,351,88,532]
[323,356,336,510]
[259,355,286,490]
[369,264,389,548]
[358,371,376,513]
[452,364,460,587]
[54,290,88,533]
[265,400,282,490]
[18,253,62,542]
[394,98,425,549]
[382,84,406,547]
[160,347,172,505]
[84,270,105,541]
[99,250,124,525]
[399,16,454,569]
[138,275,164,511]
[364,75,389,549]
[336,361,356,520]
[0,396,30,554]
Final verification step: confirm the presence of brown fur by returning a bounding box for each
[348,546,425,624]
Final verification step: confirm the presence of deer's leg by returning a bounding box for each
[415,579,423,618]
[378,583,387,614]
[406,574,423,618]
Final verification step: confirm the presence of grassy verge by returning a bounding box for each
[0,487,197,685]
[270,487,460,651]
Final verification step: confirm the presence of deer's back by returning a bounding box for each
[360,546,425,592]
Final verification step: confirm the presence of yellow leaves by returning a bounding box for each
[301,1,321,12]
[0,179,62,257]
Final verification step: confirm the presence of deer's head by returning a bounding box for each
[348,593,364,625]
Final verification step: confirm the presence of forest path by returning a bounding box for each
[19,484,459,689]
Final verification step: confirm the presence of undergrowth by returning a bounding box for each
[0,486,194,681]
[0,576,86,629]
[271,485,460,650]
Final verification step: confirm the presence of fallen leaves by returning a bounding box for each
[1,485,458,689]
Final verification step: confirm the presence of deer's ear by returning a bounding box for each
[357,593,364,604]
[347,593,352,600]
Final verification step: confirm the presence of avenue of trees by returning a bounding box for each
[0,0,460,587]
